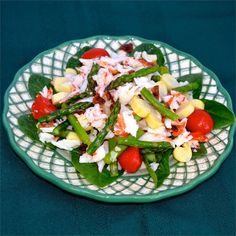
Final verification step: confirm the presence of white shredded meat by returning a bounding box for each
[84,104,108,130]
[79,141,109,163]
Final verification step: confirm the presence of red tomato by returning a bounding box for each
[32,94,57,120]
[190,132,209,142]
[186,109,214,134]
[81,48,110,59]
[118,147,143,173]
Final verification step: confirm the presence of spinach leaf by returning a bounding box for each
[28,74,52,99]
[71,149,122,188]
[18,114,40,141]
[132,43,165,66]
[177,73,203,98]
[192,143,207,159]
[155,149,172,188]
[202,99,235,129]
[66,46,92,69]
[17,114,56,150]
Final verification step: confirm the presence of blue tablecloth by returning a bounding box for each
[1,1,235,235]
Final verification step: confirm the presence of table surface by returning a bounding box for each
[1,1,235,235]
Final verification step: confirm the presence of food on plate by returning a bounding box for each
[18,43,235,188]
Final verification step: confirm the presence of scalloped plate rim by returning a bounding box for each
[2,35,236,203]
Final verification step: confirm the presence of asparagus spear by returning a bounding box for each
[105,66,161,90]
[59,103,91,145]
[133,114,142,121]
[155,152,163,162]
[67,113,91,145]
[174,82,199,93]
[140,87,179,121]
[87,63,100,92]
[141,148,169,155]
[104,129,145,164]
[108,138,116,150]
[151,75,161,82]
[53,130,70,138]
[109,161,119,177]
[116,136,172,149]
[107,138,119,176]
[52,120,70,136]
[104,145,127,164]
[65,90,94,104]
[150,66,169,82]
[141,149,169,162]
[144,149,172,188]
[38,102,92,123]
[159,66,169,75]
[142,152,156,162]
[86,100,121,155]
[143,154,158,187]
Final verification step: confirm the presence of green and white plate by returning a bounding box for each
[3,36,235,203]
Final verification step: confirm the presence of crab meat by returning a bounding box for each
[93,68,114,97]
[40,86,53,100]
[79,141,109,163]
[84,104,108,130]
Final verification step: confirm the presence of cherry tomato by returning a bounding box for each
[186,109,214,134]
[32,94,57,120]
[118,147,143,173]
[81,48,110,59]
[190,132,209,142]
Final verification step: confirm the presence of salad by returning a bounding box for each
[17,43,235,188]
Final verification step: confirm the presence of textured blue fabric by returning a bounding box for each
[1,1,235,235]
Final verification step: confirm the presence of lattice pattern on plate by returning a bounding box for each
[4,36,233,201]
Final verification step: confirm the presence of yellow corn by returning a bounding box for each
[173,142,192,162]
[53,77,73,92]
[176,102,194,118]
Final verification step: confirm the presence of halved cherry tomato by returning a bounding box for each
[190,132,209,142]
[32,94,57,120]
[81,48,110,59]
[118,147,143,173]
[186,109,214,134]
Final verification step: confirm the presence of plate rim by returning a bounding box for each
[2,35,236,203]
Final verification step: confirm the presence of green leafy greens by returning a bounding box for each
[177,73,203,99]
[71,149,122,187]
[132,43,165,66]
[18,114,40,141]
[28,74,52,99]
[155,149,172,188]
[17,114,56,150]
[192,143,207,159]
[202,99,235,129]
[66,46,92,69]
[144,149,172,188]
